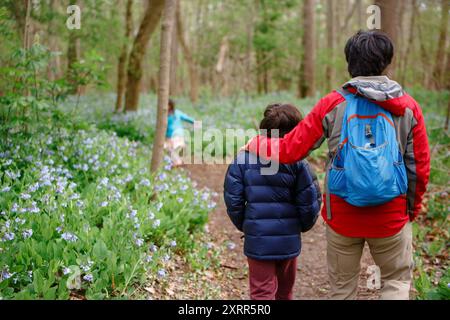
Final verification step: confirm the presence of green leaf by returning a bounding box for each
[92,239,109,261]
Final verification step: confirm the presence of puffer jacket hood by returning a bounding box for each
[343,76,409,116]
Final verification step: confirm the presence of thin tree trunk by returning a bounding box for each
[116,0,133,112]
[357,0,364,29]
[151,0,177,172]
[375,0,400,76]
[47,0,61,80]
[216,36,230,95]
[10,1,26,42]
[24,0,32,50]
[445,49,450,130]
[341,0,359,31]
[432,0,449,89]
[400,0,417,85]
[326,0,335,92]
[416,9,431,88]
[67,0,83,95]
[170,11,179,96]
[176,0,199,103]
[67,32,81,94]
[298,0,316,98]
[125,0,165,112]
[245,6,254,96]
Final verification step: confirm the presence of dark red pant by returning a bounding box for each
[247,257,297,300]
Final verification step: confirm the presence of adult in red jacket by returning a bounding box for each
[247,31,430,300]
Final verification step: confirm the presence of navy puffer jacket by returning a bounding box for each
[224,151,321,260]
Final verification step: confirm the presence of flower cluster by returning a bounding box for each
[0,126,215,299]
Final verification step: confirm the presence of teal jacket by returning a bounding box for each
[166,110,195,138]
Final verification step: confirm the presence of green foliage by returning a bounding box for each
[0,45,216,300]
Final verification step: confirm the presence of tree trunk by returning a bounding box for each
[432,0,449,89]
[216,36,230,95]
[245,7,255,96]
[125,0,165,112]
[400,0,417,85]
[341,0,359,32]
[375,0,400,76]
[445,49,450,130]
[10,1,26,42]
[151,0,177,172]
[326,0,335,92]
[67,31,81,94]
[47,0,61,80]
[24,0,32,50]
[170,11,179,96]
[357,0,364,29]
[116,0,134,112]
[298,0,316,98]
[176,0,199,103]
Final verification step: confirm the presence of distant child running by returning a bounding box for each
[165,99,194,166]
[224,103,322,300]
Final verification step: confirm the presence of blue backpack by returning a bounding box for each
[326,91,408,219]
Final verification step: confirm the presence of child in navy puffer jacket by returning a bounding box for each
[224,103,321,300]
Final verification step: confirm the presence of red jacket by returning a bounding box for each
[248,76,430,238]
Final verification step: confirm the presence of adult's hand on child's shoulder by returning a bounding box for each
[240,136,257,153]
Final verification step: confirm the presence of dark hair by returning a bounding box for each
[168,98,175,113]
[344,30,394,77]
[259,103,303,138]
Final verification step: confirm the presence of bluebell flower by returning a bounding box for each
[22,229,33,239]
[3,232,15,241]
[207,201,217,209]
[227,242,236,250]
[153,219,161,228]
[63,267,71,275]
[127,209,138,219]
[135,238,144,247]
[157,269,166,278]
[201,193,209,201]
[83,274,93,282]
[20,193,31,200]
[170,240,177,247]
[0,270,13,281]
[205,242,214,250]
[158,173,167,181]
[61,232,78,243]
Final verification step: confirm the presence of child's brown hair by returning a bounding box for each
[259,103,303,138]
[168,98,175,114]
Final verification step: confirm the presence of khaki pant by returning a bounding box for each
[326,222,413,300]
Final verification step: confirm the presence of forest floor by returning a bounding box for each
[183,163,381,300]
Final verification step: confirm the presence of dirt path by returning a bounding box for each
[184,163,380,300]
